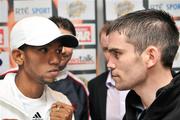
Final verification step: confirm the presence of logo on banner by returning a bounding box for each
[114,0,134,17]
[69,54,94,65]
[76,26,92,43]
[0,29,4,45]
[67,1,86,17]
[14,0,52,21]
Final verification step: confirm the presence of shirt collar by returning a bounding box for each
[55,68,68,81]
[106,71,116,89]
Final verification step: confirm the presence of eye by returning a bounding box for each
[56,48,62,54]
[103,48,108,52]
[62,54,70,58]
[111,51,121,59]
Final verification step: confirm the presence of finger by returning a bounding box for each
[51,103,58,108]
[51,106,73,117]
[53,102,74,112]
[51,106,59,112]
[51,106,72,116]
[50,110,72,120]
[60,104,74,112]
[50,115,63,120]
[55,102,73,108]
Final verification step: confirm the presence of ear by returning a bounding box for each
[142,46,160,68]
[12,49,24,65]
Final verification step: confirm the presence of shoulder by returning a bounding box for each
[47,86,72,105]
[0,73,16,84]
[88,71,109,86]
[0,67,18,76]
[0,73,17,99]
[0,76,8,89]
[67,72,89,95]
[67,72,85,85]
[0,68,18,82]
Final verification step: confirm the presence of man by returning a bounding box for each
[107,9,180,120]
[48,16,89,120]
[88,22,128,120]
[0,16,78,119]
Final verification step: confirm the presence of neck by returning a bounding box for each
[15,71,44,98]
[134,67,173,108]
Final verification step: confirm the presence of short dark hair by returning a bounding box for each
[107,9,179,68]
[49,16,76,36]
[99,21,112,40]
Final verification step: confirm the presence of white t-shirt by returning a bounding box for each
[0,73,72,120]
[12,79,48,119]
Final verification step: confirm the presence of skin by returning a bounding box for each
[50,102,74,120]
[12,28,74,119]
[50,28,74,119]
[107,31,172,108]
[100,31,110,61]
[58,29,73,71]
[12,40,62,98]
[107,31,147,91]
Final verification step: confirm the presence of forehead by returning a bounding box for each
[100,32,109,45]
[108,31,134,51]
[60,28,72,35]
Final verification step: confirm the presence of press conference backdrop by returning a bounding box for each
[0,0,180,84]
[0,0,98,85]
[104,0,180,72]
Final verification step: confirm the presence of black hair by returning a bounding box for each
[49,16,76,36]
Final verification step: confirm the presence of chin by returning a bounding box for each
[116,84,129,91]
[115,87,122,91]
[43,78,56,84]
[59,66,65,71]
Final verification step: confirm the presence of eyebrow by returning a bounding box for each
[108,48,123,52]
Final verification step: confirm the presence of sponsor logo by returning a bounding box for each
[67,1,86,17]
[32,112,43,120]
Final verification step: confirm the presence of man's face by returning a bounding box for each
[107,31,147,90]
[100,31,110,61]
[17,40,63,84]
[58,29,73,70]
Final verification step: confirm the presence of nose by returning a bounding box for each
[105,51,110,62]
[49,51,61,65]
[107,56,116,70]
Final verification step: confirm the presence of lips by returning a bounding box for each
[111,72,118,77]
[48,69,59,77]
[112,76,118,80]
[111,73,119,80]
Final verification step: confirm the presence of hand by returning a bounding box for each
[50,102,74,120]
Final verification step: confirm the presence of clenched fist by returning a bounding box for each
[50,102,74,120]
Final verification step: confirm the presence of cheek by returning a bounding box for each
[60,60,66,65]
[61,55,72,62]
[25,54,47,70]
[104,52,109,60]
[64,48,73,53]
[126,59,146,80]
[60,57,70,66]
[116,56,143,73]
